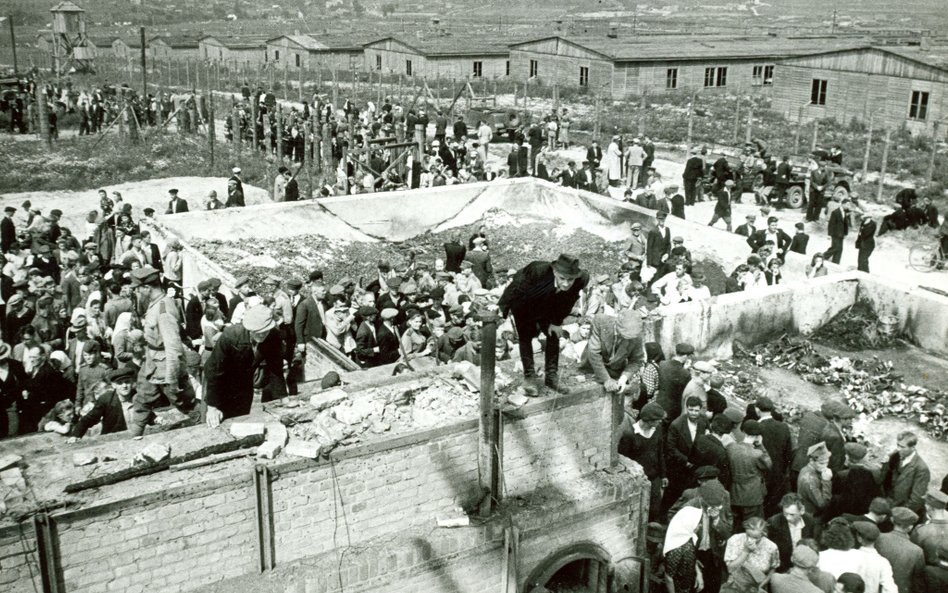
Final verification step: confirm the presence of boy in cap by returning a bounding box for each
[655,342,693,420]
[498,254,589,394]
[833,442,881,517]
[727,419,772,525]
[876,507,925,593]
[797,441,833,518]
[770,545,824,593]
[205,305,286,427]
[128,266,199,436]
[789,221,809,255]
[618,401,667,521]
[166,188,189,214]
[354,306,381,368]
[852,521,897,593]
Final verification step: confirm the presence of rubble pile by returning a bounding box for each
[189,208,726,293]
[810,300,902,351]
[734,336,948,438]
[270,374,482,459]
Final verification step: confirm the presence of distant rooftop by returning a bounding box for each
[199,34,269,50]
[50,1,84,13]
[266,33,371,52]
[513,35,872,62]
[149,35,201,49]
[879,45,948,72]
[365,34,519,57]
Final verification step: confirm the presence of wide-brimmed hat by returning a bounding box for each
[550,254,582,279]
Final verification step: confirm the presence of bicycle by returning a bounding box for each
[908,241,947,272]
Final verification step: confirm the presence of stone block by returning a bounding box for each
[229,422,266,439]
[135,443,171,465]
[284,440,321,459]
[310,388,348,411]
[72,453,98,467]
[265,422,289,446]
[257,441,283,460]
[0,454,22,472]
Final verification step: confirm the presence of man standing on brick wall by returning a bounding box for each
[128,266,199,437]
[498,254,588,396]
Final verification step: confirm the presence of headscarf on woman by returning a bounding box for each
[663,505,703,556]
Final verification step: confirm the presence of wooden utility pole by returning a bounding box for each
[877,128,891,201]
[811,120,819,151]
[208,89,216,170]
[8,15,18,74]
[276,107,283,160]
[745,106,753,144]
[733,95,742,143]
[36,83,51,147]
[638,91,646,137]
[927,122,941,183]
[861,115,873,182]
[477,310,500,517]
[140,27,147,98]
[686,92,696,154]
[793,106,803,153]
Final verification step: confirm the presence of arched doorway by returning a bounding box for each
[524,543,611,593]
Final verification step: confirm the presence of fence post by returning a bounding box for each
[732,95,742,143]
[208,89,216,171]
[593,94,601,141]
[861,115,873,182]
[877,128,891,201]
[927,121,941,183]
[298,64,303,103]
[811,120,819,151]
[332,67,338,108]
[638,91,646,137]
[276,106,284,161]
[686,92,696,154]
[251,96,258,153]
[745,105,753,144]
[793,106,803,153]
[36,83,51,147]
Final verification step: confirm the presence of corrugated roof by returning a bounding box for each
[50,1,84,13]
[265,34,325,51]
[880,46,948,72]
[513,35,871,62]
[199,34,268,50]
[149,35,200,49]
[364,35,514,57]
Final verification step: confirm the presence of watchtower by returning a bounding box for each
[50,1,94,75]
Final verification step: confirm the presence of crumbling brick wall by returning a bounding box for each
[1,387,646,593]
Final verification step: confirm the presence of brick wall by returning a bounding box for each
[0,386,647,593]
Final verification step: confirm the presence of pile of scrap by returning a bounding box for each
[734,336,948,438]
[810,300,902,351]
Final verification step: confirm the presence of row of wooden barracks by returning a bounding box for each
[36,29,948,134]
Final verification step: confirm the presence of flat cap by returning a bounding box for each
[844,442,867,462]
[755,396,775,412]
[675,343,695,355]
[692,360,714,373]
[357,306,378,317]
[3,206,16,214]
[387,277,403,289]
[70,315,87,328]
[129,266,161,287]
[698,480,728,507]
[435,271,452,280]
[208,278,222,289]
[890,507,919,526]
[807,441,830,460]
[723,407,744,425]
[790,545,819,569]
[695,466,720,480]
[460,260,473,269]
[446,326,465,340]
[926,489,948,509]
[743,420,762,436]
[286,278,303,290]
[852,520,881,542]
[242,305,276,333]
[709,374,725,388]
[640,402,666,422]
[328,284,345,296]
[380,308,399,320]
[656,210,668,220]
[109,366,137,382]
[50,209,63,217]
[197,279,212,292]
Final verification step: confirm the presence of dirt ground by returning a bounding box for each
[0,177,271,232]
[736,343,948,490]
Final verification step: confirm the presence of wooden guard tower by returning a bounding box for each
[50,1,94,75]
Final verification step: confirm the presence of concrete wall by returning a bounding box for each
[0,387,647,593]
[647,274,859,359]
[854,272,948,356]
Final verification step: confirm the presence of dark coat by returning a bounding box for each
[71,387,127,437]
[618,416,665,480]
[881,451,931,516]
[683,156,704,181]
[828,207,849,238]
[464,250,493,287]
[735,223,756,237]
[695,433,732,490]
[443,242,467,273]
[1,216,15,253]
[294,296,326,345]
[789,233,809,255]
[204,325,286,420]
[185,296,204,340]
[670,194,686,219]
[667,414,709,482]
[586,146,603,168]
[855,219,877,251]
[376,323,401,366]
[558,168,578,188]
[497,261,588,326]
[146,243,163,272]
[758,416,794,495]
[655,359,690,419]
[767,512,821,572]
[166,197,189,214]
[645,225,671,268]
[747,229,792,255]
[355,321,379,367]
